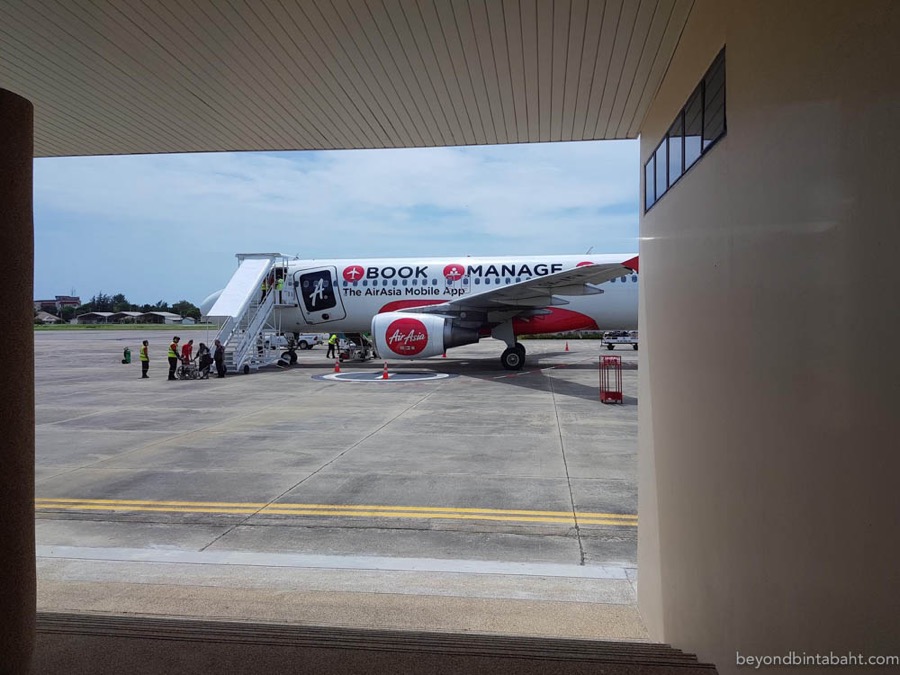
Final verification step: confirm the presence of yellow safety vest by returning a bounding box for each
[276,278,284,290]
[140,346,149,361]
[168,343,178,358]
[328,334,338,345]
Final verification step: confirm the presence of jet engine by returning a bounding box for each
[371,312,479,359]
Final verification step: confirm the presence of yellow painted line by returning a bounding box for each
[35,498,637,527]
[35,497,636,522]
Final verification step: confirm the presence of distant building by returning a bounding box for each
[138,311,183,325]
[33,295,81,313]
[108,311,143,323]
[34,311,62,324]
[73,311,114,324]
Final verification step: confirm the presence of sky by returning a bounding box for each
[34,140,639,307]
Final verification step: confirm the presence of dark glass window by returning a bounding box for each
[475,278,480,285]
[655,142,668,199]
[668,115,684,182]
[703,52,726,149]
[645,157,656,210]
[644,48,725,211]
[684,88,702,169]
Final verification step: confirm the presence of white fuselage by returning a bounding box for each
[272,254,638,335]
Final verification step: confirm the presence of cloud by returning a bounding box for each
[34,141,638,304]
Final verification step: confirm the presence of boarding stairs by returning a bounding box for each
[204,253,294,374]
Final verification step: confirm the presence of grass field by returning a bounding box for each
[34,323,218,331]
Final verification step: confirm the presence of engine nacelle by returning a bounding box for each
[372,312,479,359]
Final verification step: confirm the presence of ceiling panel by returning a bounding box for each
[0,0,693,157]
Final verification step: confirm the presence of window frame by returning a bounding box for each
[644,48,726,213]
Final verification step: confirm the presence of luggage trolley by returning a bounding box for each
[177,359,200,380]
[338,333,377,362]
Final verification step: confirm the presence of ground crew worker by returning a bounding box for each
[139,340,149,379]
[326,333,338,359]
[168,336,180,380]
[275,275,285,303]
[260,277,269,302]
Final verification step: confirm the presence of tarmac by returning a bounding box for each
[34,329,643,641]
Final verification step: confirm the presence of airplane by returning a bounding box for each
[204,253,638,371]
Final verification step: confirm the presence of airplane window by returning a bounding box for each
[432,279,438,285]
[516,277,521,283]
[392,279,398,286]
[412,279,417,286]
[383,280,389,286]
[611,277,616,283]
[343,280,348,287]
[362,280,367,287]
[505,278,511,284]
[474,278,480,285]
[632,275,637,282]
[621,276,627,282]
[463,278,469,285]
[402,279,407,286]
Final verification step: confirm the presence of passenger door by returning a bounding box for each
[294,266,346,324]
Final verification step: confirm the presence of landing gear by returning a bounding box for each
[281,349,298,365]
[501,346,525,371]
[493,321,526,371]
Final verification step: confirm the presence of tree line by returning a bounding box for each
[46,293,202,322]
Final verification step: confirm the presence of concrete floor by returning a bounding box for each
[34,329,643,640]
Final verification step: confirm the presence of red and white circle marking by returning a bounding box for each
[384,317,429,356]
[342,265,365,281]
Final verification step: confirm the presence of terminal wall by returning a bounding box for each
[637,1,900,672]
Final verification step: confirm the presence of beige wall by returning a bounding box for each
[637,1,900,672]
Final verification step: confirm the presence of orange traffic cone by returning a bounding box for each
[382,362,390,380]
[334,360,341,373]
[565,341,569,352]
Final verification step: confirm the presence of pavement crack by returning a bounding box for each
[547,369,586,566]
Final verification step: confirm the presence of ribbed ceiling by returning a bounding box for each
[0,0,693,157]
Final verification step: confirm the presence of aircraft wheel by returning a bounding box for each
[501,347,525,371]
[514,342,526,356]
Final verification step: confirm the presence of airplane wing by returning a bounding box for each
[398,257,638,319]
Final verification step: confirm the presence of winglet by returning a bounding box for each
[622,256,639,273]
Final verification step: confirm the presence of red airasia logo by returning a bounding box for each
[342,265,364,281]
[385,318,429,356]
[577,261,594,267]
[443,263,465,281]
